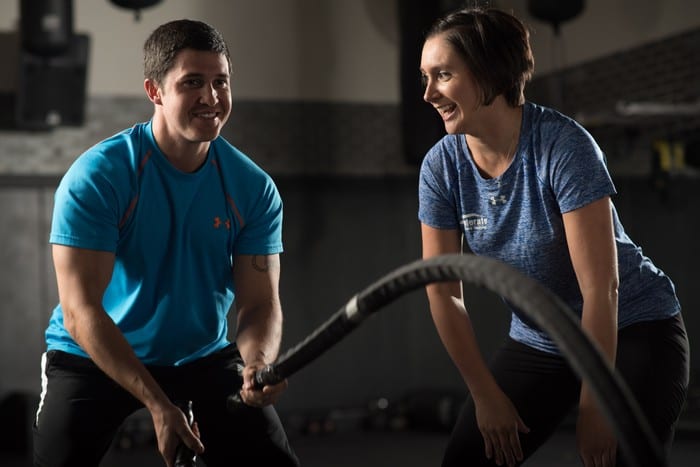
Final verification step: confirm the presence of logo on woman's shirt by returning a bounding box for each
[461,213,488,232]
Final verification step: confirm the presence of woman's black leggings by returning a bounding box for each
[442,313,690,466]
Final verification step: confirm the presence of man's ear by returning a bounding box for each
[144,79,162,105]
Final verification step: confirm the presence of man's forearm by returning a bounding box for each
[67,305,170,411]
[236,305,283,365]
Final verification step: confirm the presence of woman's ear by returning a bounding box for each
[144,79,162,105]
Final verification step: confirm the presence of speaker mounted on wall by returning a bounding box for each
[16,0,89,130]
[15,33,89,130]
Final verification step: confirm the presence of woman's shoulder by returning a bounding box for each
[524,102,598,153]
[525,102,575,129]
[424,134,464,162]
[525,102,590,135]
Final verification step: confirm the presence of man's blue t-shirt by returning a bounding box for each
[418,102,680,354]
[46,121,283,365]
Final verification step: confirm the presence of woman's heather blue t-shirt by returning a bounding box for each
[418,102,680,354]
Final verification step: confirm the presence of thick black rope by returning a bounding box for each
[227,254,665,467]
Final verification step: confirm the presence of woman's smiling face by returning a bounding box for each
[420,33,482,134]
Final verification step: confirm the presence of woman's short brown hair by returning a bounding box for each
[426,7,534,107]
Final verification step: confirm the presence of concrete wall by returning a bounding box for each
[0,0,401,101]
[0,0,698,416]
[1,175,698,415]
[1,0,698,98]
[0,176,514,412]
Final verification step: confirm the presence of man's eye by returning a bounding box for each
[184,79,203,87]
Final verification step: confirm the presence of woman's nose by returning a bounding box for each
[423,80,438,102]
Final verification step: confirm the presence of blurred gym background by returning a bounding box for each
[1,0,699,465]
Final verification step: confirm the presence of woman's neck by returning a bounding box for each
[466,103,523,179]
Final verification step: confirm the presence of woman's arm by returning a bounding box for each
[422,224,528,467]
[562,196,619,467]
[421,224,498,398]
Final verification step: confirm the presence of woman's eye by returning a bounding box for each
[437,71,451,81]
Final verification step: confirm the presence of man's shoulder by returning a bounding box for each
[83,122,149,156]
[67,122,153,180]
[211,137,270,179]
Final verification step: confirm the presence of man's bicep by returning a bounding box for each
[232,254,281,307]
[52,244,115,307]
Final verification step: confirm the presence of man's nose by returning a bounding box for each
[200,84,218,105]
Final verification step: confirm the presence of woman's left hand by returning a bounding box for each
[576,406,617,467]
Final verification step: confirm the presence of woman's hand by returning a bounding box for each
[577,406,617,467]
[474,389,530,467]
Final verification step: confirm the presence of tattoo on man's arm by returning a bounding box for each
[251,255,269,272]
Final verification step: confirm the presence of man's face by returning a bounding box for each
[149,48,232,145]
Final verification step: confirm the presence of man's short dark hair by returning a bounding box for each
[144,19,232,84]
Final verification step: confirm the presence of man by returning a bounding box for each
[33,19,299,467]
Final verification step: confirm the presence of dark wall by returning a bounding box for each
[269,175,699,414]
[272,175,511,413]
[0,174,697,415]
[611,176,699,360]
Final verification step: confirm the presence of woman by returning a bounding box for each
[417,7,689,467]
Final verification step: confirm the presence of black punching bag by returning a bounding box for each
[20,0,74,56]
